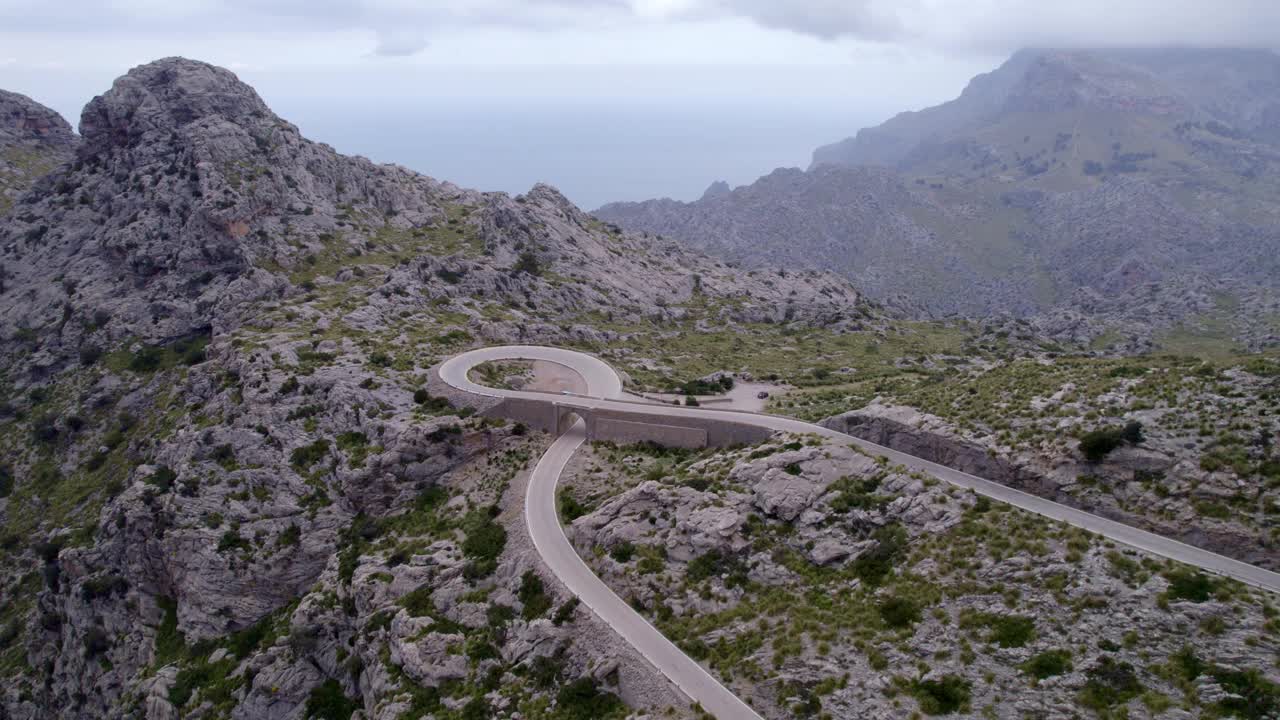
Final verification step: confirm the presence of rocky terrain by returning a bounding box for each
[763,351,1280,572]
[0,89,77,218]
[0,58,884,719]
[561,434,1280,719]
[3,52,1278,720]
[595,48,1280,352]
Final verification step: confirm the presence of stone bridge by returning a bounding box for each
[486,395,773,449]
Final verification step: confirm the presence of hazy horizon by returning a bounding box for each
[1,63,956,209]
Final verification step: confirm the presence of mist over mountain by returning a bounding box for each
[596,47,1280,352]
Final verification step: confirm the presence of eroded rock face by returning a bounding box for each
[0,89,77,216]
[567,435,965,586]
[1,62,880,380]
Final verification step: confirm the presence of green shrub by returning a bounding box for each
[217,530,250,554]
[986,615,1035,648]
[147,466,178,492]
[909,675,971,715]
[518,571,552,620]
[635,545,668,575]
[554,677,623,720]
[528,653,565,687]
[878,596,921,629]
[609,542,636,563]
[686,549,748,587]
[278,524,301,547]
[1079,657,1143,710]
[290,439,330,470]
[1121,420,1145,445]
[31,413,59,444]
[129,346,165,372]
[829,474,889,513]
[1212,667,1280,718]
[1163,568,1217,603]
[512,251,542,276]
[304,680,357,720]
[79,345,102,366]
[1022,649,1073,680]
[853,524,907,586]
[82,626,111,656]
[552,597,580,626]
[1079,427,1124,462]
[461,508,506,579]
[397,584,436,618]
[558,491,587,522]
[80,574,129,601]
[210,444,236,470]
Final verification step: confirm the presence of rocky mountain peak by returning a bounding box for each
[700,180,731,200]
[0,90,77,217]
[1002,49,1188,115]
[0,89,76,147]
[78,57,275,157]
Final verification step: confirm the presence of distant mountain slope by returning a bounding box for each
[0,90,77,217]
[596,48,1280,351]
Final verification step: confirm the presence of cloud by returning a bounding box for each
[712,0,902,42]
[372,28,428,57]
[0,0,1278,58]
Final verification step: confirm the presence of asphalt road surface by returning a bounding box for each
[438,345,1280,719]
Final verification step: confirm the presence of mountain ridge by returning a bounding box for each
[595,46,1280,353]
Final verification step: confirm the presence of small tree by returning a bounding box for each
[512,251,542,276]
[1079,427,1124,463]
[1121,420,1144,445]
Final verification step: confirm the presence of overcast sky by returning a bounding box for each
[1,1,1276,206]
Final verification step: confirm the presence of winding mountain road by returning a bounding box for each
[438,345,1280,719]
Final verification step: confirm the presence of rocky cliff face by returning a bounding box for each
[0,89,77,217]
[596,48,1280,351]
[0,58,878,719]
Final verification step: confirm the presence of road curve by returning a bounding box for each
[439,346,763,719]
[438,346,1280,719]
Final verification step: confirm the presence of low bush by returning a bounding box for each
[304,680,358,720]
[555,677,623,720]
[1022,649,1073,680]
[908,675,971,715]
[461,508,506,579]
[518,570,553,619]
[1079,657,1143,711]
[609,542,636,563]
[1163,568,1217,603]
[290,439,330,470]
[82,626,111,657]
[853,524,907,586]
[878,596,922,629]
[1079,427,1124,462]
